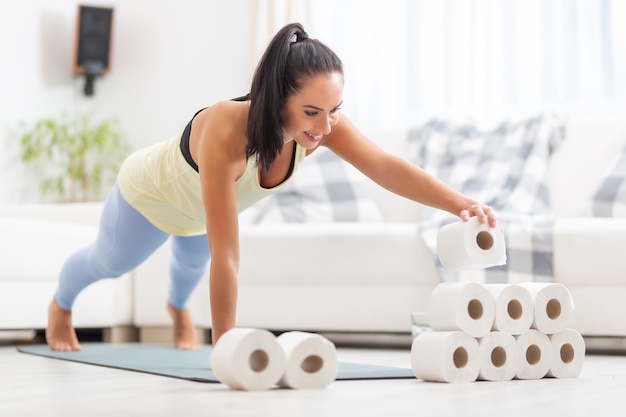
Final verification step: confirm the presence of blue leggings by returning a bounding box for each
[55,184,210,311]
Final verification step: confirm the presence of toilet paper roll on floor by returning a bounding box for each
[428,282,496,338]
[547,328,586,379]
[210,328,286,391]
[518,282,574,334]
[515,329,552,380]
[477,331,518,381]
[484,284,534,335]
[411,331,480,383]
[436,217,507,270]
[276,331,338,389]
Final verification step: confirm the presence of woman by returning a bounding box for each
[46,23,497,351]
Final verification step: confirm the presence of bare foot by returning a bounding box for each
[166,301,200,350]
[46,299,82,351]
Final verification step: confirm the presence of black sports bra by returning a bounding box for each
[179,94,296,180]
[180,94,250,172]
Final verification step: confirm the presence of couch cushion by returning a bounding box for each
[590,147,626,217]
[553,217,626,287]
[238,222,438,287]
[0,217,97,282]
[549,117,626,216]
[255,148,383,223]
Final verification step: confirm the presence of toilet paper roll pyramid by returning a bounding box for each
[412,282,585,383]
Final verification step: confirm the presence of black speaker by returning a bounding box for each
[73,5,113,95]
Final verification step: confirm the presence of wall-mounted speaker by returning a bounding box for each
[73,5,114,95]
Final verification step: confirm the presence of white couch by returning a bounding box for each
[2,116,626,344]
[0,203,134,341]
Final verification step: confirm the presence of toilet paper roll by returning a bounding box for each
[514,329,552,380]
[518,282,574,334]
[210,328,286,391]
[437,217,507,270]
[428,282,496,338]
[276,331,339,389]
[411,331,480,383]
[477,331,518,381]
[484,284,534,335]
[546,328,586,379]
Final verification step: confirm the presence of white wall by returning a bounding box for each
[0,0,255,203]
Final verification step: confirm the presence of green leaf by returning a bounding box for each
[17,112,132,202]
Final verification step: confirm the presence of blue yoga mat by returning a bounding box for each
[17,343,415,382]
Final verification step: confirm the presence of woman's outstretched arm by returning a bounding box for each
[322,114,497,227]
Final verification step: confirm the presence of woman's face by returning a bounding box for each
[282,71,344,149]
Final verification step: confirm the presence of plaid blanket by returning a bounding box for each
[256,148,383,223]
[408,115,565,283]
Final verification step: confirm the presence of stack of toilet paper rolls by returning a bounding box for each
[411,281,586,383]
[210,328,339,391]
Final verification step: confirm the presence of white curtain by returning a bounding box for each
[406,0,625,125]
[253,0,625,130]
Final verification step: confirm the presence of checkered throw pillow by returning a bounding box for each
[591,148,626,217]
[409,114,565,283]
[256,148,383,223]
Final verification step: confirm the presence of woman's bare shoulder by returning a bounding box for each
[194,100,248,144]
[199,100,247,125]
[190,100,249,174]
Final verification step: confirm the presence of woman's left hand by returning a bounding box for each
[460,204,498,228]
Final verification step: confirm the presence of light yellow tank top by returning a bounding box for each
[117,134,306,236]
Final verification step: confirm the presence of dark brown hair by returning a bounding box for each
[247,23,343,172]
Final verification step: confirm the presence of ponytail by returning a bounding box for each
[247,23,343,172]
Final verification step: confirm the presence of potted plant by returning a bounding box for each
[18,112,131,202]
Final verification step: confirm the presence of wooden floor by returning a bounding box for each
[2,335,626,417]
